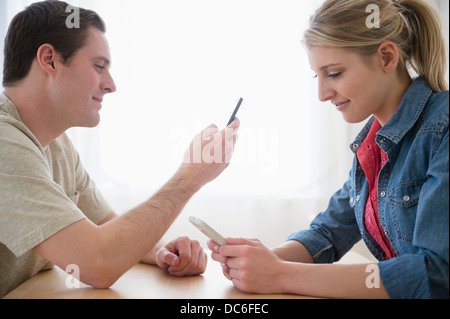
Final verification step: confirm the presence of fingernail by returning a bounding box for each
[214,245,219,252]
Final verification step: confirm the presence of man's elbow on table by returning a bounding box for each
[33,219,137,290]
[77,259,124,289]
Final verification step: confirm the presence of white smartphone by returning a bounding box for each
[189,216,227,246]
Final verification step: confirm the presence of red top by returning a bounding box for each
[357,119,396,259]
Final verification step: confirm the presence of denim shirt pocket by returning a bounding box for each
[388,180,425,244]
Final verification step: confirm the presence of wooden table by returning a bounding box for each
[3,251,372,299]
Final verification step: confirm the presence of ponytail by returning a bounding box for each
[397,0,448,92]
[304,0,448,92]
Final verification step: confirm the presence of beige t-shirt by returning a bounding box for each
[0,93,112,297]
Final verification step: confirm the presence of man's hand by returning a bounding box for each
[33,119,239,289]
[176,119,240,192]
[155,237,207,276]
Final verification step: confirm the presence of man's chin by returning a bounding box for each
[75,115,101,129]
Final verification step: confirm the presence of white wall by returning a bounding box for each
[1,0,448,261]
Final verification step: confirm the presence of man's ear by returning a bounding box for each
[376,41,400,74]
[36,44,58,78]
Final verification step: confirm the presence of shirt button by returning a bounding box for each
[356,195,361,202]
[379,138,386,144]
[380,191,386,198]
[352,144,359,150]
[403,195,411,202]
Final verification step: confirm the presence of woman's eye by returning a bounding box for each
[327,72,342,78]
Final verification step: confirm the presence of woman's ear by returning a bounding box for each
[376,41,400,74]
[36,44,58,78]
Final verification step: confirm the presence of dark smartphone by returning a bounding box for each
[227,98,243,126]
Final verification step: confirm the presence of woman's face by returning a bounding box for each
[308,46,399,125]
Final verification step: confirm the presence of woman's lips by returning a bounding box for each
[334,100,350,111]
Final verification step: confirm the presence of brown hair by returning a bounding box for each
[3,0,105,87]
[303,0,448,92]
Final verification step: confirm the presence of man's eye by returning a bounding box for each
[95,65,105,72]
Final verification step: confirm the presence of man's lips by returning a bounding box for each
[92,96,103,103]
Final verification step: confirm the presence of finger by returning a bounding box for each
[232,278,253,294]
[207,239,222,252]
[210,251,228,264]
[226,256,245,269]
[206,123,219,131]
[228,267,243,281]
[196,249,208,274]
[218,238,260,258]
[186,251,208,276]
[157,249,179,269]
[221,263,232,280]
[227,117,240,130]
[182,242,205,275]
[223,124,239,142]
[174,237,193,264]
[202,124,219,140]
[227,237,260,246]
[170,242,206,276]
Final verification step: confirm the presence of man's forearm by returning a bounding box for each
[96,172,199,283]
[140,240,165,265]
[34,122,239,288]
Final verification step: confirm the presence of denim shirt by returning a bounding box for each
[288,77,449,299]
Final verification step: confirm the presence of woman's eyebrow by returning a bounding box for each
[320,63,341,70]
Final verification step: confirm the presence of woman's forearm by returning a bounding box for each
[281,261,390,299]
[272,240,314,263]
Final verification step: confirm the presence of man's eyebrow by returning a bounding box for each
[320,63,341,70]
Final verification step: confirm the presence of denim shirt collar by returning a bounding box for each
[350,77,433,154]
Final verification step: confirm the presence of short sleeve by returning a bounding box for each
[55,134,112,225]
[0,124,86,257]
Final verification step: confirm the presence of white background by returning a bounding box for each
[1,0,448,254]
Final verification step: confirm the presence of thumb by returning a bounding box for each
[158,249,180,268]
[226,238,260,246]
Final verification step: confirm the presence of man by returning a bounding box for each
[0,1,240,297]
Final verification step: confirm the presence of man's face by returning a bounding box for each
[51,27,116,128]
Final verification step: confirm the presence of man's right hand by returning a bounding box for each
[33,119,240,291]
[176,118,240,192]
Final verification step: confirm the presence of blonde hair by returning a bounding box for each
[304,0,448,92]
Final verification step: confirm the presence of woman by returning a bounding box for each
[208,0,448,299]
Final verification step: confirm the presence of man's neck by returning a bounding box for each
[4,85,68,147]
